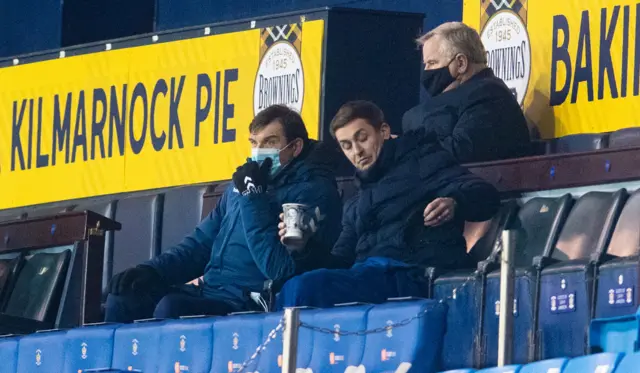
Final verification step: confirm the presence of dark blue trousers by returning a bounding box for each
[104,286,243,323]
[275,257,429,310]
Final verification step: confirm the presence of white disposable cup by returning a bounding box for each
[282,203,309,248]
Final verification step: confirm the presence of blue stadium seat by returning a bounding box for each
[563,352,623,373]
[483,195,573,366]
[477,366,522,373]
[595,190,640,319]
[112,319,165,372]
[0,335,19,373]
[590,306,640,354]
[306,304,373,372]
[538,191,626,359]
[254,309,315,373]
[434,202,518,370]
[210,312,265,373]
[615,351,640,372]
[156,317,216,373]
[519,358,569,373]
[360,299,447,373]
[17,330,67,373]
[63,323,120,372]
[548,133,609,154]
[439,370,476,373]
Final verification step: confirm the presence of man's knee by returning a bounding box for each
[277,269,336,309]
[153,294,188,319]
[104,293,143,323]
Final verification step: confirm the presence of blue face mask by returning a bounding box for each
[251,142,293,176]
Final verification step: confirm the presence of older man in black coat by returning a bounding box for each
[276,101,500,309]
[403,22,531,163]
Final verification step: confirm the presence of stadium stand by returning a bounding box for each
[482,195,573,366]
[431,202,518,370]
[594,189,640,319]
[537,191,626,359]
[3,1,640,371]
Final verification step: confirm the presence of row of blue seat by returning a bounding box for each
[0,299,446,373]
[442,350,640,372]
[434,188,640,370]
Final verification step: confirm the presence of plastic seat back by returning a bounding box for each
[17,330,67,373]
[156,317,216,373]
[112,319,165,372]
[552,191,626,261]
[5,246,72,322]
[0,336,19,373]
[520,358,569,373]
[210,312,265,373]
[63,323,120,372]
[361,299,447,373]
[307,304,373,372]
[614,351,640,372]
[562,352,623,373]
[548,133,609,154]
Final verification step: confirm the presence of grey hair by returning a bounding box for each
[417,22,487,64]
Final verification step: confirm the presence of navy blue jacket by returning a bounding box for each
[145,141,342,302]
[402,68,531,163]
[331,130,500,269]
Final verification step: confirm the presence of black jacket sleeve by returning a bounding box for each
[144,188,226,285]
[436,172,501,222]
[327,197,358,269]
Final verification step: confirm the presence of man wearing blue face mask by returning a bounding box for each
[402,22,531,163]
[104,105,342,322]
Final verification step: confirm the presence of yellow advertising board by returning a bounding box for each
[0,20,324,210]
[464,0,640,139]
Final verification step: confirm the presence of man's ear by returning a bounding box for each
[455,54,469,75]
[292,138,304,157]
[380,123,391,140]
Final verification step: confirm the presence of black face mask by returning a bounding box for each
[421,56,458,97]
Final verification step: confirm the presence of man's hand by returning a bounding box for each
[108,265,164,296]
[278,213,287,242]
[424,197,456,227]
[232,158,272,196]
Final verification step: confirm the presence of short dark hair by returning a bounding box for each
[249,105,308,143]
[330,100,385,137]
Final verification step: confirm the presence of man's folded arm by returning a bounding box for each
[437,172,501,222]
[143,188,227,285]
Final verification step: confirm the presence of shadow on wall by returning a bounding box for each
[525,79,560,140]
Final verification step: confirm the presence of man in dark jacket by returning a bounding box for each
[402,22,531,163]
[104,105,342,322]
[276,100,500,309]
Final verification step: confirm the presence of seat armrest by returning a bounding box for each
[423,267,447,281]
[533,255,560,270]
[477,259,499,274]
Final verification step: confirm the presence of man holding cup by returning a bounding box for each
[104,105,342,322]
[276,100,500,309]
